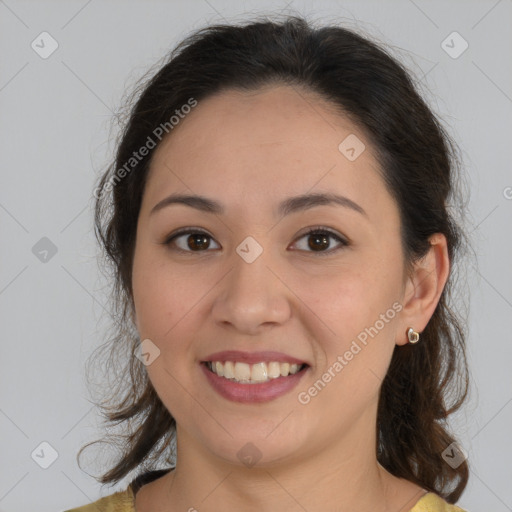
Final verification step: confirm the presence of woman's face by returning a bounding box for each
[132,85,414,467]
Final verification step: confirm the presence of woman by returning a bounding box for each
[66,15,470,512]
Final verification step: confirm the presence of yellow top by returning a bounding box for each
[63,485,467,512]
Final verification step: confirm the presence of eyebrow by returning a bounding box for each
[150,192,368,218]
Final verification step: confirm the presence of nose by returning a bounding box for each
[211,247,292,335]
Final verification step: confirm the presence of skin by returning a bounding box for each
[131,85,450,511]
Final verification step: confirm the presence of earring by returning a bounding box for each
[407,327,420,344]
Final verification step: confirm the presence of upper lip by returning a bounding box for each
[202,350,309,366]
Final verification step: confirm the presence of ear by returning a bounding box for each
[396,233,450,346]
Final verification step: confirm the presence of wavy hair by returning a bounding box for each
[79,15,471,503]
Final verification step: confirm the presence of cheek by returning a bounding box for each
[131,257,202,418]
[132,250,196,340]
[295,259,401,376]
[131,253,211,389]
[295,274,400,429]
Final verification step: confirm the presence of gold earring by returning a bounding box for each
[407,327,420,344]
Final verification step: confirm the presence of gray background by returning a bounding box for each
[1,1,511,511]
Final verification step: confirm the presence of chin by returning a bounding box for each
[195,422,310,470]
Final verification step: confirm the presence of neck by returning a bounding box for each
[147,408,425,512]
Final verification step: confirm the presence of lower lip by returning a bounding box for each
[200,363,308,403]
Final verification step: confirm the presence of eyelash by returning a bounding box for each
[162,226,349,256]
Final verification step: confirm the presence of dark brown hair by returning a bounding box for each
[80,14,471,503]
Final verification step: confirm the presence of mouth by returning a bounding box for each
[199,352,310,403]
[200,350,311,403]
[202,360,309,384]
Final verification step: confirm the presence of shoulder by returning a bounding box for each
[62,485,135,512]
[411,492,468,512]
[62,469,172,512]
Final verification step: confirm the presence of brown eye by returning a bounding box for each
[185,233,211,251]
[292,228,348,255]
[307,232,330,251]
[164,230,220,252]
[164,227,348,255]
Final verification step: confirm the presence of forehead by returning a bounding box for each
[152,85,365,165]
[143,85,392,222]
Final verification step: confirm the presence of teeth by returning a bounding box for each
[268,361,281,379]
[215,361,224,377]
[207,360,304,383]
[224,361,235,379]
[234,362,251,382]
[250,362,267,382]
